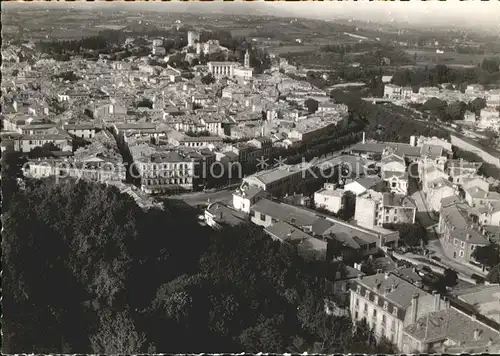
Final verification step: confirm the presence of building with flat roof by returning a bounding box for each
[314,183,344,214]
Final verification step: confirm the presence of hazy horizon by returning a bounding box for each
[3,0,500,33]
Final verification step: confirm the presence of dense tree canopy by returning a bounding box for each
[391,63,500,89]
[304,98,319,114]
[136,98,153,109]
[382,223,428,247]
[487,264,500,284]
[201,73,216,85]
[3,178,396,354]
[472,244,500,268]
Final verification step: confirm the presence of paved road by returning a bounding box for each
[168,185,237,207]
[411,190,438,228]
[426,239,487,277]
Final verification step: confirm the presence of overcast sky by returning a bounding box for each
[4,0,500,32]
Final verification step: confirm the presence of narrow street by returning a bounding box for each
[426,239,488,277]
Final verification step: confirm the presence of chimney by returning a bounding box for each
[362,132,366,144]
[384,272,390,280]
[443,296,450,309]
[433,291,441,311]
[466,233,471,240]
[471,314,477,321]
[411,293,419,324]
[474,329,480,340]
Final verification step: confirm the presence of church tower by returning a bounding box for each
[244,50,250,68]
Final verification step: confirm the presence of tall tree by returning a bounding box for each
[90,309,146,354]
[472,244,500,268]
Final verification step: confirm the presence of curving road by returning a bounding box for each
[167,184,239,207]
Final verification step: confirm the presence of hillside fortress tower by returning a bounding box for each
[244,50,250,68]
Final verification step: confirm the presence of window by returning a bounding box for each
[382,314,386,325]
[386,216,390,222]
[470,245,475,251]
[372,309,377,318]
[355,297,359,308]
[459,250,464,257]
[392,182,397,188]
[356,285,361,293]
[259,213,266,221]
[392,307,398,316]
[365,290,370,299]
[393,216,398,222]
[374,295,379,304]
[460,241,465,249]
[454,238,458,246]
[364,303,368,313]
[341,283,347,292]
[383,301,388,311]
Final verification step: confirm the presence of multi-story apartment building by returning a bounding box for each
[383,84,412,100]
[314,183,345,214]
[23,157,126,183]
[135,149,214,194]
[242,163,309,197]
[486,89,500,108]
[464,184,500,209]
[402,307,500,354]
[380,153,409,194]
[355,190,416,229]
[64,123,96,139]
[410,135,452,153]
[13,133,72,153]
[425,177,456,212]
[438,200,490,267]
[18,123,59,135]
[350,272,448,351]
[479,201,500,226]
[232,185,269,214]
[249,198,399,254]
[223,137,272,167]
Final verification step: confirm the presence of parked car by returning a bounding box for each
[430,256,441,263]
[471,273,485,285]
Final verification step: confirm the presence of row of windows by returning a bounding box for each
[354,299,396,334]
[356,286,398,316]
[142,163,192,170]
[453,238,468,249]
[143,178,192,186]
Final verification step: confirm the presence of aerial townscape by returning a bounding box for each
[2,1,500,354]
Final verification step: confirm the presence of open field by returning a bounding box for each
[405,49,491,66]
[267,44,319,55]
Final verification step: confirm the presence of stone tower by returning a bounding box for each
[244,50,250,68]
